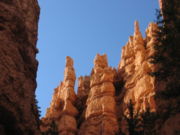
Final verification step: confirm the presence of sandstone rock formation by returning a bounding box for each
[0,1,40,135]
[77,76,90,99]
[158,0,163,9]
[1,0,179,135]
[79,54,118,135]
[114,21,158,134]
[41,56,78,135]
[40,1,180,134]
[41,20,179,135]
[40,21,179,135]
[76,76,90,129]
[118,21,157,113]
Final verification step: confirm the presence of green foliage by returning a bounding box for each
[140,107,157,135]
[34,97,41,118]
[151,0,180,76]
[49,121,59,135]
[124,100,141,135]
[33,94,41,127]
[124,101,157,135]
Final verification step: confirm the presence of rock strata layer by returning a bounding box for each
[79,54,118,135]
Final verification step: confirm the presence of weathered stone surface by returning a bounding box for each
[79,54,118,135]
[158,0,163,9]
[77,76,90,98]
[40,56,78,135]
[75,76,90,130]
[118,21,157,113]
[0,1,40,135]
[58,115,77,132]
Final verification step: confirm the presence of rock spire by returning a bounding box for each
[79,54,119,135]
[40,56,78,135]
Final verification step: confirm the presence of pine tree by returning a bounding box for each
[150,0,180,99]
[140,107,157,135]
[124,101,158,135]
[33,94,41,127]
[42,120,58,135]
[49,120,58,135]
[124,100,141,135]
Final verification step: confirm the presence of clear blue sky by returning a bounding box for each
[36,0,159,117]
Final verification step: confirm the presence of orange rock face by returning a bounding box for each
[77,76,90,99]
[159,0,163,9]
[40,56,78,135]
[118,21,158,113]
[79,54,118,135]
[76,76,90,128]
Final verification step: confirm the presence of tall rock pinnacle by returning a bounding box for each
[79,54,118,135]
[134,21,144,47]
[118,22,157,114]
[158,0,163,9]
[40,56,78,135]
[134,21,141,37]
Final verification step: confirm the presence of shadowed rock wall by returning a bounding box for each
[0,1,40,134]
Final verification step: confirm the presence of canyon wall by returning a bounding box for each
[0,1,40,135]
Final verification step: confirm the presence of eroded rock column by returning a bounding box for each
[79,54,118,135]
[41,56,78,135]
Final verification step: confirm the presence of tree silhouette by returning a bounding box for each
[140,107,157,135]
[124,101,158,135]
[124,100,141,135]
[150,0,180,99]
[42,120,58,135]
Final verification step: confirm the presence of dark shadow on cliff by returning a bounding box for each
[0,106,22,135]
